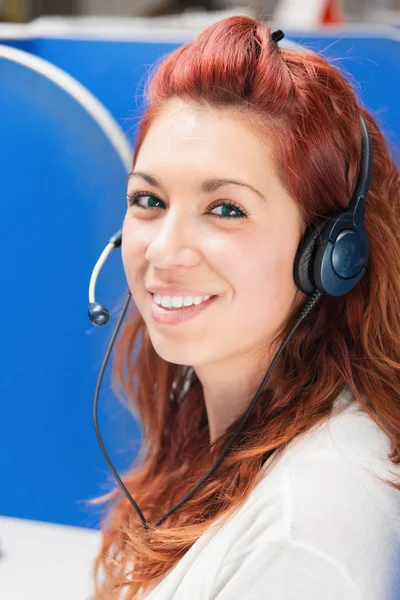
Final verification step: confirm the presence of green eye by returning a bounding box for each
[209,202,246,218]
[127,192,248,219]
[128,192,164,209]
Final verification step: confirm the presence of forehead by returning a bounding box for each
[135,99,277,184]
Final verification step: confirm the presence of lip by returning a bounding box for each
[146,285,216,297]
[148,292,218,326]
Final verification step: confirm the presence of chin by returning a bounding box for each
[146,331,200,366]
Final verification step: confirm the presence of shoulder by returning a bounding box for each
[246,385,399,533]
[217,403,399,600]
[213,389,400,599]
[276,385,400,528]
[284,385,398,486]
[254,387,400,596]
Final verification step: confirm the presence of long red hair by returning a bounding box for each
[92,16,400,599]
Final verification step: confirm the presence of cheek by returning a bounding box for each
[215,232,298,325]
[121,220,146,284]
[215,233,296,293]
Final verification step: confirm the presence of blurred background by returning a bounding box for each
[1,1,399,599]
[1,0,400,21]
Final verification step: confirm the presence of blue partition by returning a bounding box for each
[40,30,400,144]
[0,23,398,142]
[0,45,139,528]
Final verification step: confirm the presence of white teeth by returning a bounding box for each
[161,296,171,308]
[171,296,183,308]
[153,294,212,309]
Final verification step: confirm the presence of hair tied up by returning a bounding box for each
[271,29,285,44]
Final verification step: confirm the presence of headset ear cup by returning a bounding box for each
[293,217,329,296]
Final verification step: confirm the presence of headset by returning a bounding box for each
[87,41,373,532]
[293,115,372,296]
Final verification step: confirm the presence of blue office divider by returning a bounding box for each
[0,45,140,528]
[1,24,398,142]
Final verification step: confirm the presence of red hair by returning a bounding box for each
[92,16,400,599]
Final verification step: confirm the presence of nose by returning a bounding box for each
[145,212,200,270]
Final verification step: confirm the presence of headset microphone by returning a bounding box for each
[88,230,122,326]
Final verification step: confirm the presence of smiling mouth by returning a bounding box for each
[151,294,217,310]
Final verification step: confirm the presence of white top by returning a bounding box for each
[144,386,400,599]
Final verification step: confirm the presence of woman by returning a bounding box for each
[92,15,400,600]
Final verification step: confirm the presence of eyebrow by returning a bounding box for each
[127,171,267,201]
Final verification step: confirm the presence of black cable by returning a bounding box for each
[92,290,148,530]
[155,290,322,526]
[93,289,322,531]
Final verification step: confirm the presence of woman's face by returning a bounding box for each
[122,98,304,369]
